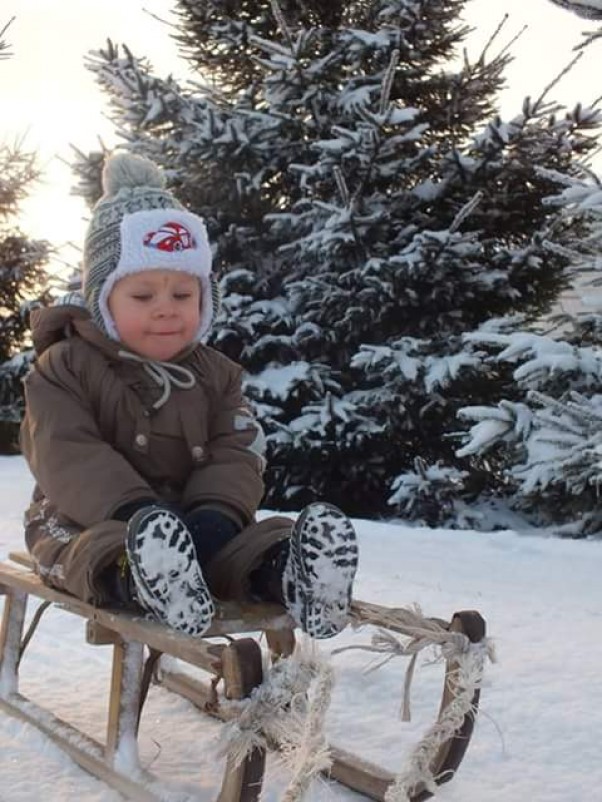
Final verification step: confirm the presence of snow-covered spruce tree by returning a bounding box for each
[76,0,601,517]
[0,23,50,450]
[456,168,602,536]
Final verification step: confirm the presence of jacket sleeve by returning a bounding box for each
[20,344,158,528]
[181,363,265,525]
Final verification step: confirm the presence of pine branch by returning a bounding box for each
[0,16,15,59]
[530,52,584,116]
[547,0,602,20]
[449,192,484,233]
[269,0,294,49]
[378,49,399,115]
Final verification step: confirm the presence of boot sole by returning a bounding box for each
[126,508,215,636]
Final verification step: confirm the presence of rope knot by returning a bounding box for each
[118,349,196,408]
[216,638,334,802]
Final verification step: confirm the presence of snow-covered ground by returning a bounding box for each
[0,455,601,801]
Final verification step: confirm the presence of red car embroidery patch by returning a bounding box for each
[143,222,197,252]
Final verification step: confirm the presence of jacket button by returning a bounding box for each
[191,445,205,462]
[135,433,148,448]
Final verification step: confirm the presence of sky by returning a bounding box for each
[1,455,601,800]
[2,0,601,278]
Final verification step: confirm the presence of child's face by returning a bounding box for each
[108,269,201,361]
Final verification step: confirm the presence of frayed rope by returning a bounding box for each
[216,636,334,802]
[334,604,495,801]
[336,605,495,720]
[384,640,492,802]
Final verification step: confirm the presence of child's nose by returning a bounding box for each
[155,296,177,316]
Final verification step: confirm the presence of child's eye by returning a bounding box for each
[131,294,152,301]
[174,293,193,300]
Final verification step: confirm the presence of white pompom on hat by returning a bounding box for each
[82,152,214,343]
[102,151,166,196]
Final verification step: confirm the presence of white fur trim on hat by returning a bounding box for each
[98,208,214,342]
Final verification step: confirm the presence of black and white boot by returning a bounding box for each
[126,506,215,636]
[283,502,358,639]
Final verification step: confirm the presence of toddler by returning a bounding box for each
[20,153,358,639]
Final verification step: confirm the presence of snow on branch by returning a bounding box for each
[388,460,469,514]
[449,191,484,234]
[547,0,602,20]
[465,329,602,389]
[515,390,602,495]
[379,48,399,115]
[424,352,482,393]
[351,341,421,381]
[457,401,533,457]
[458,387,602,502]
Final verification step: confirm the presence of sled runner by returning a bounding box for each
[0,552,487,801]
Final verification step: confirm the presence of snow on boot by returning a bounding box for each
[283,502,358,639]
[126,506,215,636]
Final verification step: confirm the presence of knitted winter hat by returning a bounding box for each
[82,152,214,342]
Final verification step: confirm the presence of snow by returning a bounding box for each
[246,362,312,401]
[465,329,602,387]
[1,456,602,800]
[424,353,481,392]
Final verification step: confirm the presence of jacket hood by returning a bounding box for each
[29,301,111,358]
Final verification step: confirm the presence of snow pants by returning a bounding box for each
[24,497,293,607]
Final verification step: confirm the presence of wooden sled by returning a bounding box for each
[0,552,486,801]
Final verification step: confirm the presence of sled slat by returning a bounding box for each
[0,562,288,670]
[7,552,294,633]
[0,692,160,802]
[7,551,33,569]
[265,627,296,659]
[159,668,222,714]
[329,747,394,800]
[217,639,266,802]
[157,667,395,800]
[0,589,27,697]
[86,620,120,645]
[106,638,145,766]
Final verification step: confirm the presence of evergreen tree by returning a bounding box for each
[449,2,602,537]
[0,21,50,447]
[77,0,601,517]
[456,171,602,536]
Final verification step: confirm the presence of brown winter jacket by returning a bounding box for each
[21,303,265,528]
[20,301,292,605]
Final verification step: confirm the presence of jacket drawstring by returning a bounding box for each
[118,350,196,409]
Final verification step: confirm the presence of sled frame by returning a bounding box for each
[0,552,485,801]
[0,554,283,802]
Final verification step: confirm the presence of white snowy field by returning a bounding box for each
[0,455,601,801]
